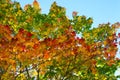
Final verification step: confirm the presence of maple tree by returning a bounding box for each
[0,0,120,80]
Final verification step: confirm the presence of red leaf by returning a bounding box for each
[118,33,120,38]
[116,58,120,60]
[4,25,11,33]
[119,41,120,45]
[79,37,85,43]
[113,42,117,47]
[27,32,33,37]
[85,45,90,52]
[33,43,39,49]
[19,28,24,33]
[21,45,26,52]
[72,11,78,17]
[71,31,76,36]
[73,48,78,55]
[104,47,107,50]
[44,38,51,43]
[5,25,10,30]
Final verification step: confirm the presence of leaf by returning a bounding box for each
[72,11,78,17]
[16,73,26,80]
[44,51,50,59]
[33,0,40,10]
[27,32,33,37]
[0,1,119,80]
[118,33,120,38]
[24,4,31,11]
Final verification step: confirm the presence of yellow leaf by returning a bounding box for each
[16,73,26,80]
[25,42,34,47]
[108,36,113,40]
[58,35,67,43]
[29,69,38,77]
[77,16,81,22]
[103,41,107,46]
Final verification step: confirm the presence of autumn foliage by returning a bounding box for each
[0,0,120,80]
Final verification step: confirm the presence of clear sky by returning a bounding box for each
[13,0,120,27]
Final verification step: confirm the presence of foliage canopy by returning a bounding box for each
[0,0,120,80]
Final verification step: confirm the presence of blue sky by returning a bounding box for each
[13,0,120,27]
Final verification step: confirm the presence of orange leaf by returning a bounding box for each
[44,51,50,59]
[33,0,40,10]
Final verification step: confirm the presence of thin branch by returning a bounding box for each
[25,66,30,79]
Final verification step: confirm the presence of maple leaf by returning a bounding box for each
[24,4,31,11]
[0,1,120,79]
[118,33,120,38]
[33,43,39,49]
[19,28,24,34]
[72,11,78,17]
[43,50,50,59]
[27,32,33,37]
[33,0,41,10]
[71,31,76,36]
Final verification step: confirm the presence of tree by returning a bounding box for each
[0,0,120,80]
